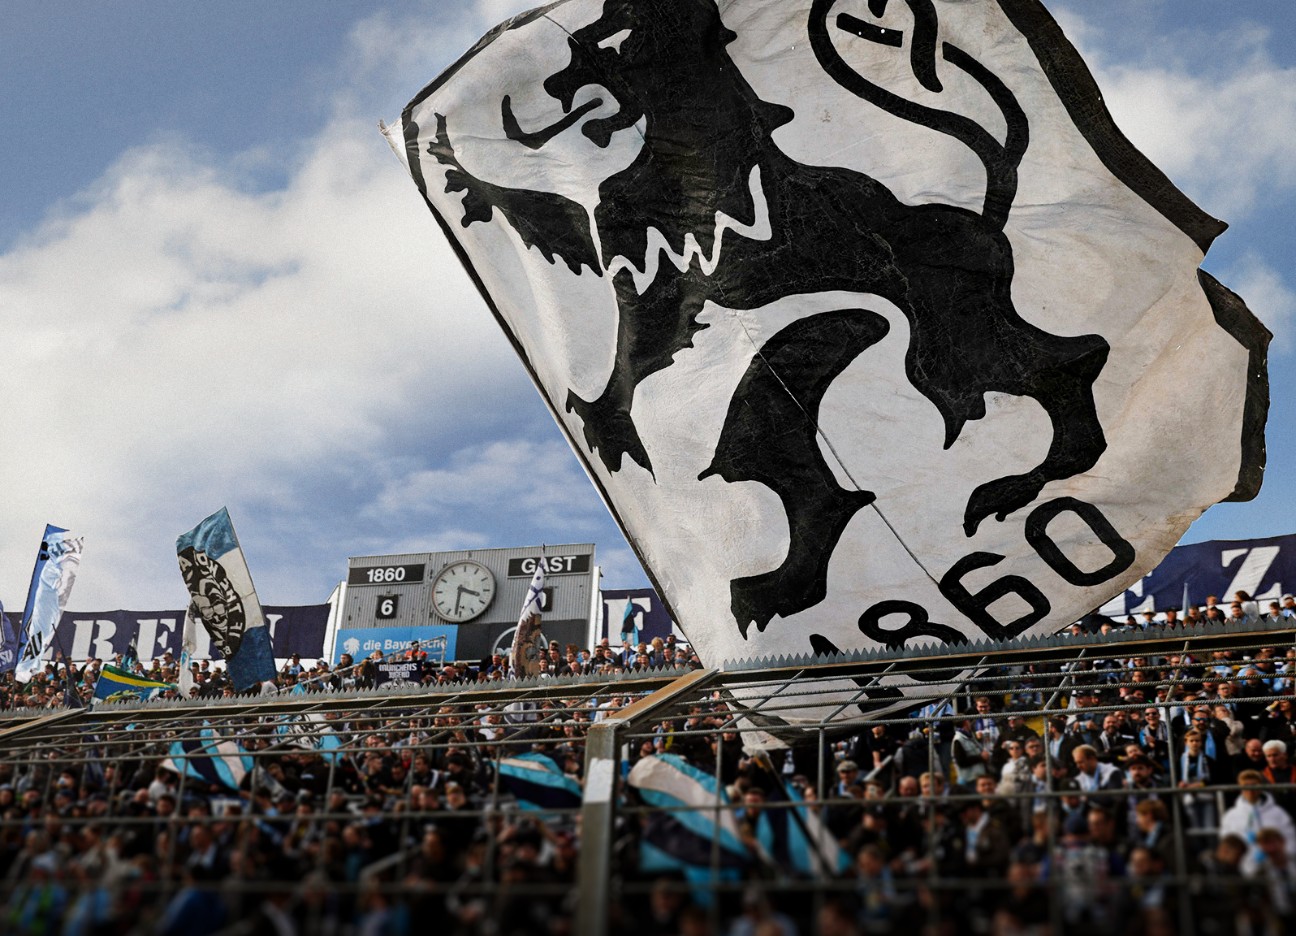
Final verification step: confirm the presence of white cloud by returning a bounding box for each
[1053,10,1296,221]
[0,1,631,611]
[365,438,608,534]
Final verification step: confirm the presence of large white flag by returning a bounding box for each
[16,525,84,683]
[389,0,1269,709]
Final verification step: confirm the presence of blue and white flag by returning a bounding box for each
[0,601,18,674]
[619,598,637,640]
[752,759,850,877]
[499,752,582,812]
[629,753,749,856]
[275,711,345,764]
[177,508,274,692]
[163,724,254,790]
[510,553,546,678]
[16,525,84,683]
[629,753,751,902]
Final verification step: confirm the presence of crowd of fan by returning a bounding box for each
[1,597,1295,935]
[0,633,704,711]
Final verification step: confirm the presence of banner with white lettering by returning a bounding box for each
[599,588,678,643]
[374,659,426,687]
[333,625,456,666]
[1098,533,1296,617]
[48,605,329,663]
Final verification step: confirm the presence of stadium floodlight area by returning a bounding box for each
[2,619,1294,935]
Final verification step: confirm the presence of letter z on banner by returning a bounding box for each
[388,1,1269,693]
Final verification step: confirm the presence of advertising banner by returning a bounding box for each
[332,625,456,666]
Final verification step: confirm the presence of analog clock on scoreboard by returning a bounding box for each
[431,561,496,623]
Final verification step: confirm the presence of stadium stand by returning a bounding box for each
[2,618,1295,935]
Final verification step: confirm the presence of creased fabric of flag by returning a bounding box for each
[163,724,253,790]
[499,752,582,811]
[619,598,637,640]
[389,0,1270,726]
[276,711,345,764]
[753,774,849,877]
[630,753,751,903]
[510,555,546,678]
[16,525,84,682]
[91,665,172,704]
[0,600,19,674]
[630,754,749,856]
[176,508,274,692]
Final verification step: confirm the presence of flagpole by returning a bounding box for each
[753,750,838,875]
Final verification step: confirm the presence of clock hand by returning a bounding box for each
[461,587,481,597]
[454,586,465,615]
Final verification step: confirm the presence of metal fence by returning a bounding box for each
[2,619,1295,935]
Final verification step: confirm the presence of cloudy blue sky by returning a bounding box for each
[1,0,1292,612]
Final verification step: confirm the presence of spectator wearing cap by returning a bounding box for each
[833,760,861,797]
[1000,712,1040,748]
[1068,688,1104,746]
[405,640,428,662]
[1122,754,1160,827]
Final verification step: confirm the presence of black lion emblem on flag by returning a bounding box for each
[178,545,248,659]
[407,0,1114,637]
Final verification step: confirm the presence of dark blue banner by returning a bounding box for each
[599,588,679,644]
[47,605,329,662]
[1098,533,1296,617]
